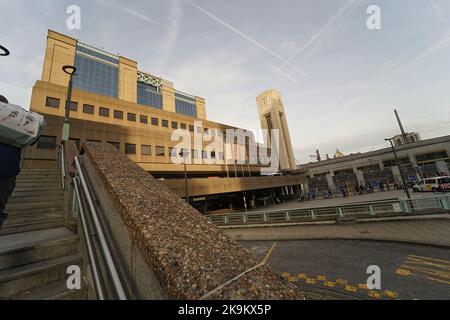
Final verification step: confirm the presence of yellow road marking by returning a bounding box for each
[425,277,450,285]
[368,291,381,299]
[409,255,450,266]
[298,273,308,279]
[336,279,348,285]
[383,290,399,299]
[358,284,369,290]
[306,278,317,284]
[345,285,358,293]
[401,264,450,280]
[281,272,290,278]
[316,275,327,281]
[396,268,412,276]
[324,281,336,288]
[406,257,450,271]
[288,277,297,282]
[262,242,277,264]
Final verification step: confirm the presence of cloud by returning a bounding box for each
[121,7,159,25]
[184,0,307,78]
[280,0,361,69]
[430,0,449,29]
[154,0,184,73]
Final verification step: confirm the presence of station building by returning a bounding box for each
[300,135,450,193]
[23,30,304,213]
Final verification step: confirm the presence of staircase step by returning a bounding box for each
[8,195,64,205]
[0,254,81,298]
[0,218,66,236]
[6,200,64,211]
[4,213,65,226]
[0,227,79,271]
[11,280,88,300]
[14,181,61,187]
[11,190,63,199]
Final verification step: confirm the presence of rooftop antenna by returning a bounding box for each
[394,109,407,140]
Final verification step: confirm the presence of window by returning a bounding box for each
[416,151,448,163]
[203,150,209,159]
[383,158,410,168]
[37,135,56,149]
[137,82,163,109]
[196,126,202,134]
[151,117,159,126]
[83,104,94,114]
[99,107,110,117]
[156,146,165,156]
[210,129,216,136]
[127,113,136,122]
[140,115,148,124]
[180,123,186,130]
[69,138,80,149]
[162,119,169,128]
[192,149,198,159]
[189,125,194,132]
[169,147,176,158]
[171,121,178,129]
[108,141,120,150]
[87,139,101,143]
[125,143,136,155]
[211,151,216,159]
[68,101,78,112]
[114,110,123,119]
[45,97,60,108]
[141,145,152,155]
[175,92,197,117]
[73,46,119,98]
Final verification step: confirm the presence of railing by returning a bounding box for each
[207,195,450,226]
[58,144,66,190]
[73,156,127,300]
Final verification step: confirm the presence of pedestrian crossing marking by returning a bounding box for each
[396,255,450,286]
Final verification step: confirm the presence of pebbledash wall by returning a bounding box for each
[299,135,450,192]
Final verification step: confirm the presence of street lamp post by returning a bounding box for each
[179,150,189,203]
[62,65,77,141]
[385,138,412,200]
[0,45,10,57]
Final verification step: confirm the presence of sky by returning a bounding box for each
[1,0,450,164]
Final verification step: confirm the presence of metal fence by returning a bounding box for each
[207,194,450,226]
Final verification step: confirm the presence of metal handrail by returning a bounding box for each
[59,144,66,190]
[74,156,127,300]
[208,194,450,225]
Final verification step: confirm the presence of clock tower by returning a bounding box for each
[256,89,297,171]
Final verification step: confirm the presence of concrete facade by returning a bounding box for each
[300,135,450,192]
[256,89,297,171]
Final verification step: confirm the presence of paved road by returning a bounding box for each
[243,240,450,300]
[243,190,442,213]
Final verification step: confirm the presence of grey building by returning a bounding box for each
[299,135,450,192]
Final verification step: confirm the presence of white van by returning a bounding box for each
[413,176,450,193]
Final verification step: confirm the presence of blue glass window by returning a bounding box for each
[175,99,197,117]
[73,45,119,99]
[175,92,197,117]
[137,82,163,109]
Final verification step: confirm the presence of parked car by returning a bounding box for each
[413,176,450,192]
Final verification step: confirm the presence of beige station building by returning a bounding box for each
[22,30,303,213]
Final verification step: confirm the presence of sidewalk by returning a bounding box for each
[224,218,450,248]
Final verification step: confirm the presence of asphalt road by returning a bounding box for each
[242,240,450,300]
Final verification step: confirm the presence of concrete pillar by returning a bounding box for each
[435,160,449,175]
[355,170,365,186]
[326,173,336,191]
[391,166,402,183]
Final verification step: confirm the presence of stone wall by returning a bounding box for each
[83,142,304,300]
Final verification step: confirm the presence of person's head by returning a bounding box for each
[0,95,8,104]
